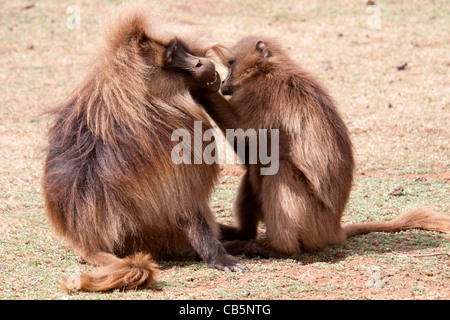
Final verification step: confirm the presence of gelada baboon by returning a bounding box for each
[41,3,246,292]
[167,35,450,258]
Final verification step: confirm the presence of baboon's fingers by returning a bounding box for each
[209,253,248,273]
[230,263,250,272]
[217,263,249,273]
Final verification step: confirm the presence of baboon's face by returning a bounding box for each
[164,39,220,92]
[221,37,272,96]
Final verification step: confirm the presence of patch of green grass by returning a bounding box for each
[345,177,449,224]
[210,177,239,220]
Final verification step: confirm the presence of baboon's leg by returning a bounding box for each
[220,170,263,241]
[181,211,248,272]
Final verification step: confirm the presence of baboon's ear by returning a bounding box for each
[256,41,270,58]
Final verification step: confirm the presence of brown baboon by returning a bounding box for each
[167,36,450,258]
[41,3,246,292]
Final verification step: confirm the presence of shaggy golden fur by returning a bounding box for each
[193,36,450,258]
[42,2,245,292]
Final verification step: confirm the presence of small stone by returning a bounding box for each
[322,61,333,71]
[389,185,404,196]
[396,61,408,70]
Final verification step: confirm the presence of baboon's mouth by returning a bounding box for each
[206,71,219,86]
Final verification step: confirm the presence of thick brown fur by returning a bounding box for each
[193,36,450,258]
[41,2,245,292]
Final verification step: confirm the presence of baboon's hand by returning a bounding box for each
[209,253,249,273]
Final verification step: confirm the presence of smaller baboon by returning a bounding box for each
[41,3,246,292]
[166,35,450,259]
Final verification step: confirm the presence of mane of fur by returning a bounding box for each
[59,2,224,146]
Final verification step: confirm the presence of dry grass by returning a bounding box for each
[0,0,448,300]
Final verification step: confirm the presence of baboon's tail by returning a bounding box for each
[343,208,450,238]
[62,252,158,292]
